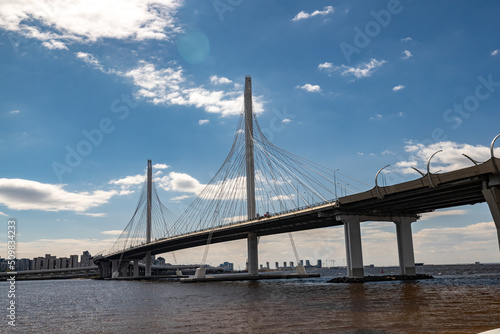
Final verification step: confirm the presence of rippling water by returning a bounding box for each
[1,264,499,333]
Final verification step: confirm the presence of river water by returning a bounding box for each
[1,264,499,333]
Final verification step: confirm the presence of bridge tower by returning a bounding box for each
[244,76,259,276]
[145,159,152,277]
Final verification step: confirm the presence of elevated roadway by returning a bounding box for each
[95,157,500,278]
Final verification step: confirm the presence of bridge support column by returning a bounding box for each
[342,216,364,278]
[121,262,129,277]
[98,261,111,279]
[395,217,417,276]
[247,232,259,276]
[111,260,120,278]
[111,260,131,278]
[133,260,140,277]
[482,186,500,251]
[145,251,152,277]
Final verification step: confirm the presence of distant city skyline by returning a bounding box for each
[0,250,93,272]
[1,1,500,269]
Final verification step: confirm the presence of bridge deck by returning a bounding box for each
[96,158,500,262]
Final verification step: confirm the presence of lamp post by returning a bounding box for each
[334,169,339,199]
[296,184,299,208]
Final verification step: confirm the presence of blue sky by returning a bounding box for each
[1,0,500,268]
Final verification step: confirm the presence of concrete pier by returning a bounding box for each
[395,217,417,276]
[338,214,419,279]
[247,232,259,276]
[342,216,364,278]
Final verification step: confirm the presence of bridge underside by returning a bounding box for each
[337,175,487,215]
[100,209,343,261]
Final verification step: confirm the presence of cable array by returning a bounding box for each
[105,178,178,255]
[101,106,370,257]
[170,110,370,236]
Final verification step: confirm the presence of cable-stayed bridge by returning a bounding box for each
[94,76,500,280]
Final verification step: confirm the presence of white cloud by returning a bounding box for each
[292,6,334,21]
[401,50,413,59]
[392,160,418,174]
[108,166,208,199]
[491,49,500,56]
[282,118,291,124]
[156,171,206,195]
[76,52,104,71]
[0,211,7,216]
[42,39,68,50]
[153,163,170,170]
[420,209,468,221]
[382,150,395,156]
[109,173,145,195]
[297,83,321,93]
[210,75,232,85]
[199,119,209,125]
[413,222,500,263]
[360,221,500,265]
[0,0,183,49]
[401,37,412,42]
[318,62,333,70]
[123,61,264,116]
[9,110,20,114]
[75,54,263,117]
[101,230,125,236]
[292,11,310,22]
[0,178,117,213]
[169,194,193,201]
[78,212,107,217]
[393,140,500,175]
[393,85,405,91]
[109,174,145,187]
[320,58,387,80]
[370,114,383,120]
[311,6,334,17]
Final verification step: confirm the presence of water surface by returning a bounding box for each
[1,264,499,333]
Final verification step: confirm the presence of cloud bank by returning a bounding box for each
[0,0,183,49]
[0,178,116,213]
